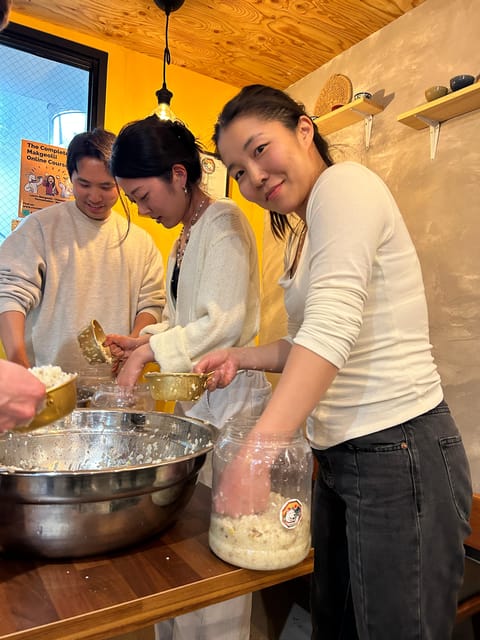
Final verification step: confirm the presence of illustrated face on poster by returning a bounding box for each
[19,139,74,218]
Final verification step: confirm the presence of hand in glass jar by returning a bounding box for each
[213,451,272,517]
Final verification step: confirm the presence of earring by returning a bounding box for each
[183,185,188,196]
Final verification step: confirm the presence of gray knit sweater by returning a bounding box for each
[0,200,165,371]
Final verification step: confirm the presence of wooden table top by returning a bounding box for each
[0,483,313,640]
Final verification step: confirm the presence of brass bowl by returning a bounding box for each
[77,319,112,364]
[18,374,78,432]
[145,372,211,402]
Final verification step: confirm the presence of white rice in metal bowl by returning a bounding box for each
[29,365,76,390]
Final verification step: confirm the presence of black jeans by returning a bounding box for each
[311,401,472,640]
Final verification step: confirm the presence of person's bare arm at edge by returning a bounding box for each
[256,343,338,438]
[195,342,338,517]
[129,312,158,338]
[0,310,30,367]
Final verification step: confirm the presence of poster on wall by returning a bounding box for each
[200,151,229,200]
[18,139,74,221]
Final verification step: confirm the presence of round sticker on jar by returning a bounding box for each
[280,498,303,530]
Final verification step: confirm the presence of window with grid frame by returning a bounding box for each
[0,22,107,242]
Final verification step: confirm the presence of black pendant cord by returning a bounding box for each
[162,11,171,88]
[154,0,185,105]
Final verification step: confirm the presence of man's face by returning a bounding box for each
[71,157,118,221]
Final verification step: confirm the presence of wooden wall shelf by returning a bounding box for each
[313,97,384,149]
[397,81,480,159]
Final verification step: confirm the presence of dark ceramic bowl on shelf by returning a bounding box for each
[449,75,475,92]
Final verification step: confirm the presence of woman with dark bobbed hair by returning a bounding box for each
[196,84,472,640]
[105,115,270,640]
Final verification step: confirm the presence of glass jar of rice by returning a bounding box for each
[209,418,312,570]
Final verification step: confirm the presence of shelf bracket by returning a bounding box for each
[351,109,374,150]
[415,115,441,160]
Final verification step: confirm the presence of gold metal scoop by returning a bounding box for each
[77,320,112,365]
[14,374,78,432]
[144,371,214,402]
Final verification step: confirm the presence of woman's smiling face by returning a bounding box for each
[217,114,316,219]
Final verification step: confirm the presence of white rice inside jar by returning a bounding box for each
[209,491,311,570]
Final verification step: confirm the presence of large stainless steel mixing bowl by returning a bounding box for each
[0,409,215,558]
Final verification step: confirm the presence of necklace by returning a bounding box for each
[176,196,208,266]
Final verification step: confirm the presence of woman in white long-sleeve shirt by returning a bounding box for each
[105,116,270,640]
[195,84,473,640]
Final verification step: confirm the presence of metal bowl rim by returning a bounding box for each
[0,446,213,477]
[0,409,216,477]
[144,372,209,380]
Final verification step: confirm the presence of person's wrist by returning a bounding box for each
[234,346,248,370]
[135,342,154,366]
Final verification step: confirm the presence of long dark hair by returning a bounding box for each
[111,115,203,188]
[213,84,334,240]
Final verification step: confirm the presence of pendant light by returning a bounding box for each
[153,0,185,121]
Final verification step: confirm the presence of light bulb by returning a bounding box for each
[153,102,176,121]
[154,85,175,121]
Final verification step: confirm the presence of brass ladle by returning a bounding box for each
[144,371,214,402]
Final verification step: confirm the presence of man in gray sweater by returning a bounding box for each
[0,128,165,373]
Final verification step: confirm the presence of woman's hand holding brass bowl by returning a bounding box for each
[194,347,243,390]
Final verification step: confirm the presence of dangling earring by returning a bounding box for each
[183,185,188,196]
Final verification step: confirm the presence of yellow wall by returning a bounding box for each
[9,10,265,268]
